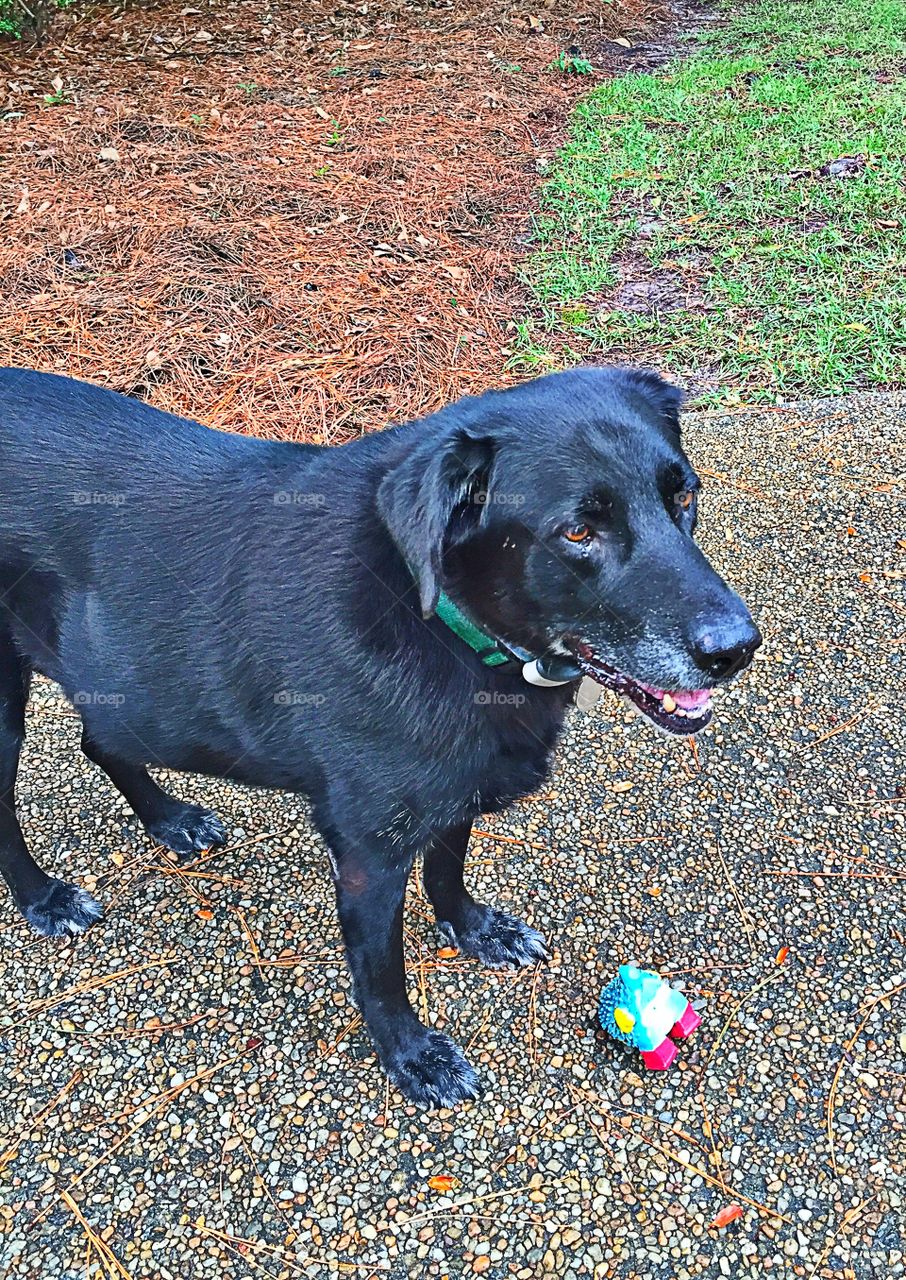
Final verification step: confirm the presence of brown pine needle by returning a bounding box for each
[403,922,430,1023]
[715,837,756,960]
[61,1191,133,1280]
[799,703,877,753]
[471,827,545,849]
[699,1090,729,1195]
[236,1130,299,1247]
[195,1225,284,1280]
[697,467,770,499]
[146,858,207,903]
[9,956,177,1021]
[767,867,906,881]
[806,1195,876,1279]
[575,1090,792,1225]
[232,906,267,981]
[192,828,294,868]
[400,1178,558,1226]
[34,1048,252,1226]
[827,982,906,1175]
[319,1012,364,1059]
[710,970,787,1060]
[193,1221,389,1273]
[0,1069,82,1174]
[527,960,543,1066]
[76,1010,209,1040]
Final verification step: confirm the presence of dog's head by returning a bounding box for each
[378,366,761,735]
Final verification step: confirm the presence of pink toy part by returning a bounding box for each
[640,1038,678,1071]
[670,1004,702,1040]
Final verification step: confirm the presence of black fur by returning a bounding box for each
[0,365,759,1105]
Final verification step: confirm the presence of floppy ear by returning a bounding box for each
[377,417,496,619]
[621,368,684,437]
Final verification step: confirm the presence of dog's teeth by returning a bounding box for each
[662,693,677,714]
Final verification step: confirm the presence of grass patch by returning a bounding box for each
[520,0,906,402]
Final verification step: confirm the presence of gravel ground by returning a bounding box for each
[0,392,904,1280]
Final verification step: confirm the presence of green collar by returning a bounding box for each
[433,591,583,686]
[435,591,511,667]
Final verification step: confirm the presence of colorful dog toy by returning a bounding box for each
[598,963,702,1070]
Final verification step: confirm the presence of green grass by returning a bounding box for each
[519,0,906,402]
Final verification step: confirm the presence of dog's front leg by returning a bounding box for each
[329,844,480,1107]
[423,820,549,969]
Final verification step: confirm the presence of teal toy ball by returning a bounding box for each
[598,963,702,1070]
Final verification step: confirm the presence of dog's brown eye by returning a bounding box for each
[675,489,696,511]
[563,524,592,543]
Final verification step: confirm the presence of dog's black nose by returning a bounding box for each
[691,616,762,681]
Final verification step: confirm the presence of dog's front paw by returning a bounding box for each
[24,880,104,938]
[384,1030,481,1108]
[146,805,226,862]
[440,906,549,969]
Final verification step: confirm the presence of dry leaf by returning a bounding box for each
[527,14,543,30]
[613,36,632,47]
[193,28,214,40]
[51,76,64,94]
[98,147,120,163]
[709,1203,744,1229]
[775,945,789,965]
[427,1174,460,1192]
[437,946,460,959]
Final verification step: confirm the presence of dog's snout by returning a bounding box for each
[690,614,762,682]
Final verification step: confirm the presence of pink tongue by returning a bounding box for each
[640,683,711,710]
[673,688,712,710]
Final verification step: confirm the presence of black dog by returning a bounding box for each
[0,365,760,1105]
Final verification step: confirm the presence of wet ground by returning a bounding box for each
[1,391,904,1278]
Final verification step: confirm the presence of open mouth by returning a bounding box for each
[572,642,713,736]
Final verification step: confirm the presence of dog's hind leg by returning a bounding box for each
[80,730,226,862]
[0,631,102,936]
[423,820,549,969]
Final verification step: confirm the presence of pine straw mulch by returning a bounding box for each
[0,0,661,445]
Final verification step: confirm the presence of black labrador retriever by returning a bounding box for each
[0,365,760,1105]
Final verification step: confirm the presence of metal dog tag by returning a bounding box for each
[575,676,605,713]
